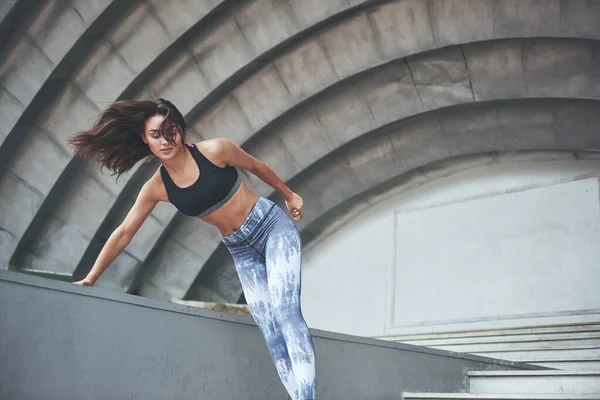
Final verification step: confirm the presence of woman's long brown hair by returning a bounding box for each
[68,98,187,176]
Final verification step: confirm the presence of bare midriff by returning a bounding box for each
[199,179,260,236]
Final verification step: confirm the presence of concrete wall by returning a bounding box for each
[0,270,536,400]
[301,159,600,338]
[3,0,600,304]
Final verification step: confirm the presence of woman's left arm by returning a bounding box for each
[209,138,304,220]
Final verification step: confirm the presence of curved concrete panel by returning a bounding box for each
[290,100,600,227]
[102,1,401,288]
[190,0,599,146]
[0,0,19,27]
[43,1,600,296]
[0,0,126,268]
[137,15,600,297]
[185,98,600,302]
[1,0,230,282]
[67,0,417,294]
[139,37,600,301]
[0,0,118,148]
[246,38,599,193]
[4,0,382,288]
[301,156,600,252]
[2,0,600,305]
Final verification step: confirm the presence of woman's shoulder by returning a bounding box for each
[194,137,234,151]
[194,138,232,167]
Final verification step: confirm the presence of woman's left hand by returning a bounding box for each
[285,192,304,221]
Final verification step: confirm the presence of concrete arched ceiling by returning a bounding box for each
[1,0,599,303]
[142,36,600,301]
[1,0,384,285]
[300,150,600,256]
[185,97,600,302]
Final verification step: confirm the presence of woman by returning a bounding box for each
[69,98,316,400]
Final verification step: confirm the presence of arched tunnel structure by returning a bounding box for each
[2,0,599,307]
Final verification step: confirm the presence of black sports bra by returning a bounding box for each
[160,143,241,217]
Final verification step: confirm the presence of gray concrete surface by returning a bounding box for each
[7,0,377,287]
[0,0,221,278]
[185,38,600,302]
[188,98,600,302]
[1,0,600,306]
[152,37,600,300]
[0,269,540,400]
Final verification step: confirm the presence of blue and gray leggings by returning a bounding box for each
[222,197,316,400]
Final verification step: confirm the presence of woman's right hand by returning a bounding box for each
[73,277,94,286]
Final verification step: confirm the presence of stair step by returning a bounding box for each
[473,346,600,361]
[440,341,600,355]
[468,370,600,394]
[403,393,600,400]
[531,360,600,370]
[379,324,600,342]
[404,332,600,347]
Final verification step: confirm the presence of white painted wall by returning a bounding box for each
[300,160,600,338]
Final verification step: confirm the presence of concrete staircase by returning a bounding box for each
[383,323,600,399]
[381,323,600,370]
[403,370,600,399]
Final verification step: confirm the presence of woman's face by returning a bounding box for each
[143,114,183,161]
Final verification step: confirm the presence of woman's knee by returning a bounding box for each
[273,304,305,327]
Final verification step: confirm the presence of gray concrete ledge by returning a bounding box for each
[0,269,542,369]
[1,268,545,400]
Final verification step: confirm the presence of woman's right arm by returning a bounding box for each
[74,180,160,286]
